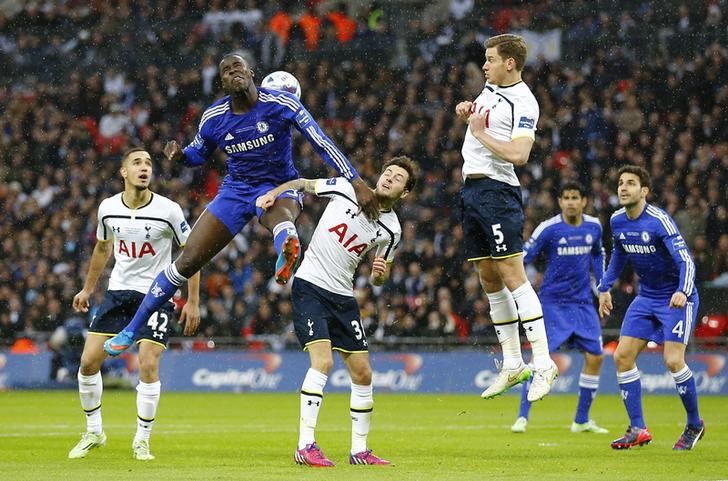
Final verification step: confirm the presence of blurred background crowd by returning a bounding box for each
[1,0,726,353]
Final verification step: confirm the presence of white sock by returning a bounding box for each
[299,368,328,449]
[350,382,373,454]
[78,371,103,434]
[273,221,297,239]
[134,380,161,443]
[486,287,522,369]
[512,282,551,369]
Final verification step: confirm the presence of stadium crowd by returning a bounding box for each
[1,0,726,350]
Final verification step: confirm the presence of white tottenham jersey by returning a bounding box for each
[294,178,401,296]
[461,81,539,186]
[96,192,191,294]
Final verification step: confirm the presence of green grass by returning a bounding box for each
[1,391,726,480]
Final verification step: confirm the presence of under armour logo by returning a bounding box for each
[345,208,357,219]
[150,282,165,298]
[677,386,687,395]
[307,400,321,406]
[112,226,121,233]
[621,390,629,400]
[307,319,314,336]
[153,331,164,339]
[495,244,508,252]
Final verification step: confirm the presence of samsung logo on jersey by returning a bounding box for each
[557,246,591,256]
[224,134,275,153]
[623,244,657,254]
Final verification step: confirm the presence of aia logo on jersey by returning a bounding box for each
[328,223,368,255]
[118,240,156,258]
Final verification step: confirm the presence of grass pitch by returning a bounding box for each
[1,390,726,480]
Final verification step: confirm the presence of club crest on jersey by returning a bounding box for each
[256,121,269,133]
[585,233,593,245]
[145,224,152,239]
[641,231,651,242]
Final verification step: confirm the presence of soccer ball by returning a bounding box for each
[261,71,301,99]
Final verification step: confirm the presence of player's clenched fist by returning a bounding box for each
[455,101,473,122]
[370,257,388,286]
[468,112,486,133]
[598,291,612,318]
[163,140,183,162]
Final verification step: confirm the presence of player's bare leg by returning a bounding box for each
[341,352,390,465]
[478,259,531,398]
[105,210,233,356]
[69,335,108,459]
[497,255,557,401]
[132,341,163,461]
[295,341,334,467]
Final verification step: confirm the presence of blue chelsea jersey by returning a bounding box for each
[182,87,357,185]
[524,214,604,304]
[598,204,696,299]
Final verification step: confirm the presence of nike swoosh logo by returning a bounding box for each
[107,343,128,351]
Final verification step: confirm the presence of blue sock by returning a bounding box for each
[517,375,533,419]
[273,221,298,256]
[574,373,599,424]
[672,366,701,426]
[124,265,185,334]
[617,368,645,428]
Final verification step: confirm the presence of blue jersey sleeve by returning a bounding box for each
[182,119,217,167]
[523,222,549,265]
[291,104,359,181]
[591,226,605,285]
[598,226,628,293]
[657,218,696,297]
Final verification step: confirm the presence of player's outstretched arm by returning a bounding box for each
[256,178,317,210]
[179,270,201,335]
[72,240,113,313]
[370,257,391,286]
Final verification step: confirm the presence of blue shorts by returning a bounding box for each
[89,290,175,347]
[460,177,524,260]
[621,294,700,345]
[206,177,303,235]
[542,302,603,355]
[291,278,368,353]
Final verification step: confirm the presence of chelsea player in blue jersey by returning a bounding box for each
[598,165,703,451]
[104,54,377,355]
[510,182,609,435]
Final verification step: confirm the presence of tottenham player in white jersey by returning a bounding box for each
[68,147,201,461]
[256,156,417,467]
[455,34,557,401]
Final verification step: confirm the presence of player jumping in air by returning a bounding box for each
[104,53,377,356]
[455,34,557,401]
